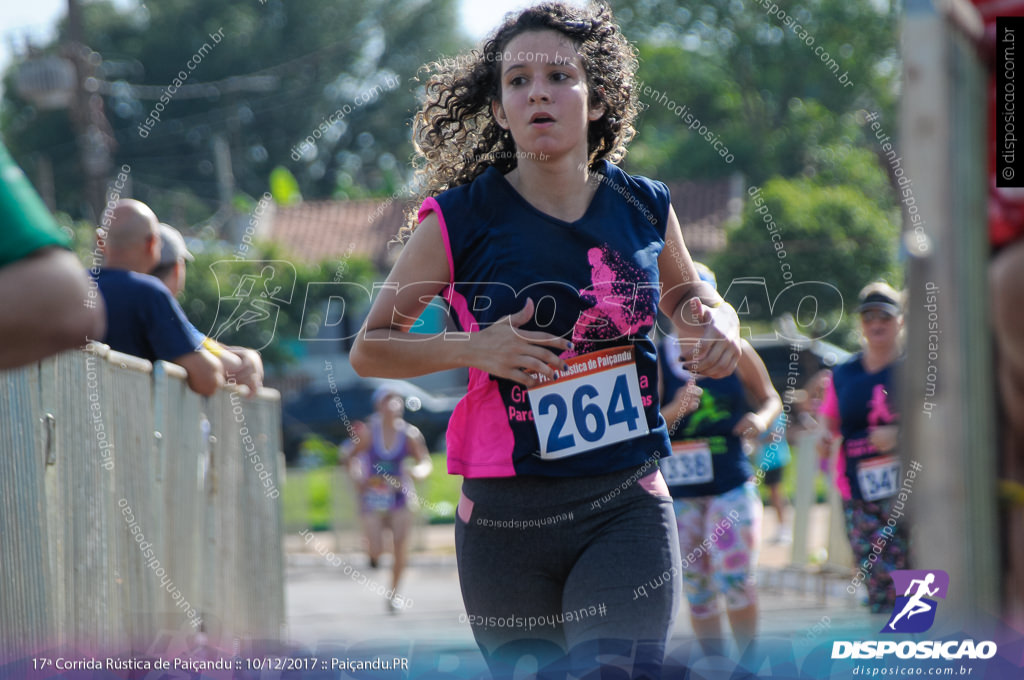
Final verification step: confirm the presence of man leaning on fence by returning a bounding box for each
[93,199,223,396]
[150,222,264,394]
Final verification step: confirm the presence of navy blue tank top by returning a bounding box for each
[658,337,754,497]
[422,160,672,478]
[831,354,902,501]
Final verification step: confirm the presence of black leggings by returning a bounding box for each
[455,464,681,679]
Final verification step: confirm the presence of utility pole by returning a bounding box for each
[65,0,115,219]
[900,0,997,624]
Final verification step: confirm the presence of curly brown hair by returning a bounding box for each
[401,1,639,239]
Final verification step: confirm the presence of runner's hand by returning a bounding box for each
[733,412,768,439]
[347,454,367,484]
[816,432,834,460]
[680,298,741,379]
[471,298,572,387]
[868,425,899,453]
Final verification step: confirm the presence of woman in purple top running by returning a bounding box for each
[345,385,432,613]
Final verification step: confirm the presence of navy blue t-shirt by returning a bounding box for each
[425,160,672,478]
[831,353,902,501]
[94,268,200,362]
[658,337,754,497]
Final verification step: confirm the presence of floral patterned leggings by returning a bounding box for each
[843,497,910,613]
[673,481,762,618]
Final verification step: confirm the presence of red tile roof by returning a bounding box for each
[665,177,740,257]
[264,177,739,266]
[265,198,412,269]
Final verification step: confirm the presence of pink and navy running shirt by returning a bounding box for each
[421,160,673,478]
[819,354,902,501]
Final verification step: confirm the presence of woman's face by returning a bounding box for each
[860,308,902,351]
[491,29,605,162]
[377,392,404,416]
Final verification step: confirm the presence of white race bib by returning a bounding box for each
[364,489,393,511]
[857,456,900,501]
[661,440,714,486]
[528,347,649,460]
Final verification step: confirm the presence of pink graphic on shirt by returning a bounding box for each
[867,383,897,427]
[568,246,655,356]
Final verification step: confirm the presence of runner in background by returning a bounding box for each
[659,263,782,657]
[755,412,791,544]
[341,385,432,613]
[818,281,907,612]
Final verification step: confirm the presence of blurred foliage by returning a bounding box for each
[609,0,903,350]
[7,0,905,355]
[281,466,335,532]
[2,0,464,221]
[617,0,901,183]
[710,155,901,333]
[180,239,376,368]
[268,165,302,206]
[297,434,340,468]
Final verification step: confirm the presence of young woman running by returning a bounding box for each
[343,385,432,613]
[819,281,907,612]
[351,3,741,675]
[658,265,781,657]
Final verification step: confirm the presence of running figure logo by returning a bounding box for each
[882,570,949,634]
[206,260,297,350]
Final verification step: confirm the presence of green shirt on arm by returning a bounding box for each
[0,142,71,268]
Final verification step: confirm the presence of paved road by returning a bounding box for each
[284,503,886,672]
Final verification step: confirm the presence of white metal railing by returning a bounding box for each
[0,343,285,659]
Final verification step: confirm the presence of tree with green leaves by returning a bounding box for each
[610,0,904,349]
[616,0,901,184]
[2,0,465,224]
[710,166,901,345]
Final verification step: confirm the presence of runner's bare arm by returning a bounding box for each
[350,212,571,386]
[405,425,433,479]
[657,205,740,379]
[818,414,842,460]
[657,354,702,423]
[731,340,783,437]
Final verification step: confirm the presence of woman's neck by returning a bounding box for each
[863,345,898,372]
[507,151,596,222]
